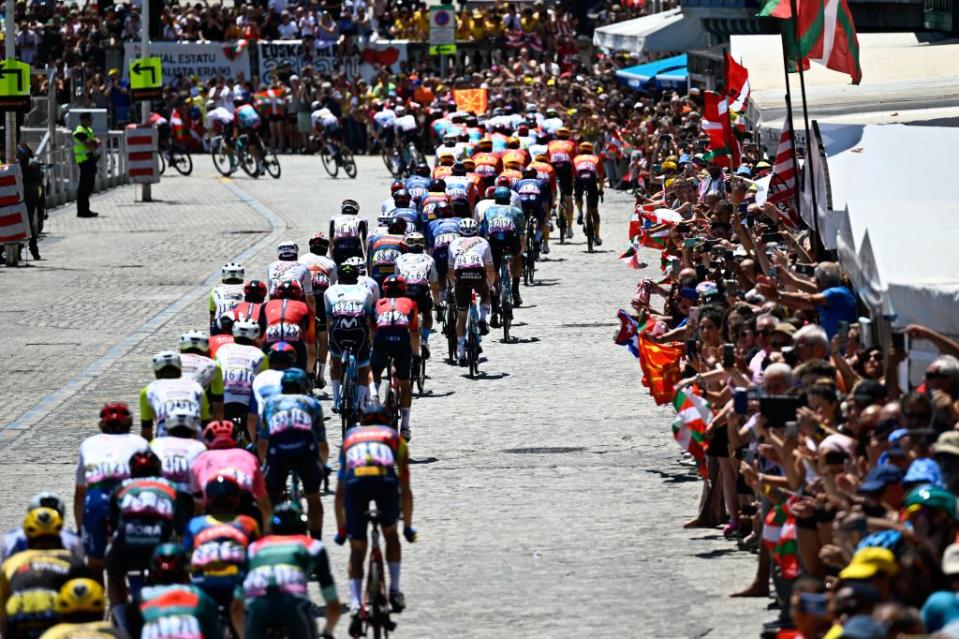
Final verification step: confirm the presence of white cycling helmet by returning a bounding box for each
[405,232,425,248]
[153,350,182,373]
[344,256,367,274]
[341,199,360,215]
[232,317,261,340]
[277,241,299,259]
[28,492,66,517]
[458,218,479,237]
[222,261,244,282]
[377,210,394,224]
[165,408,201,434]
[179,330,210,354]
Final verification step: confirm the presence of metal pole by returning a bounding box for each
[440,52,446,80]
[5,0,15,164]
[140,0,151,201]
[779,31,801,222]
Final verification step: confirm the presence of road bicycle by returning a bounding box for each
[157,141,194,176]
[523,214,538,286]
[210,135,237,177]
[380,353,401,431]
[339,344,360,438]
[356,508,396,639]
[412,351,427,397]
[555,201,567,245]
[465,290,482,378]
[442,283,458,365]
[496,259,514,343]
[320,139,357,179]
[584,201,597,253]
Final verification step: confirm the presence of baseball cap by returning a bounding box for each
[839,614,889,639]
[735,165,752,177]
[922,591,959,633]
[755,160,772,170]
[772,322,797,338]
[902,484,959,520]
[934,431,959,458]
[943,544,959,576]
[838,547,898,581]
[857,464,904,495]
[902,457,943,487]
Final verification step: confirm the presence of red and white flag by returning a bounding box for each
[702,91,740,169]
[725,53,751,113]
[766,118,802,229]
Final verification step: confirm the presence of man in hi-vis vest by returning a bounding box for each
[73,112,100,218]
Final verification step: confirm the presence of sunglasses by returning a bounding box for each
[926,371,948,380]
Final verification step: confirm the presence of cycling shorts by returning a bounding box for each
[488,235,521,271]
[521,199,546,224]
[371,331,413,380]
[245,591,316,637]
[554,162,573,196]
[331,239,363,265]
[344,476,399,540]
[82,485,114,560]
[106,530,172,575]
[575,174,600,208]
[263,438,324,496]
[454,267,489,311]
[431,248,450,281]
[328,320,370,367]
[405,284,433,314]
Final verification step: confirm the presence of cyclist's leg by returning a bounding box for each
[370,333,387,392]
[373,479,403,602]
[453,272,470,360]
[510,235,523,304]
[297,450,325,538]
[574,177,585,223]
[590,187,602,243]
[355,334,372,406]
[344,481,371,613]
[393,337,413,432]
[328,326,346,407]
[537,205,549,251]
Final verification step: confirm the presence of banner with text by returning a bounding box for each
[257,40,408,84]
[124,41,251,84]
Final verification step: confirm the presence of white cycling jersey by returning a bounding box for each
[141,378,208,437]
[395,114,417,133]
[435,143,465,164]
[474,199,496,226]
[251,368,285,418]
[358,275,381,302]
[2,528,82,562]
[395,253,438,287]
[324,283,374,320]
[330,215,366,242]
[311,108,339,130]
[380,197,398,215]
[180,352,219,390]
[373,109,396,129]
[449,236,493,272]
[75,433,149,487]
[267,260,313,297]
[215,342,267,405]
[205,106,234,127]
[209,283,244,321]
[150,436,207,492]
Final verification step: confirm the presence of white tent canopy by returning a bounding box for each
[826,124,959,334]
[593,8,710,55]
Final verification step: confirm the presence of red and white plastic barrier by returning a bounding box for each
[125,124,160,184]
[0,163,28,243]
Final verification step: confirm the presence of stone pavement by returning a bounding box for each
[0,157,768,638]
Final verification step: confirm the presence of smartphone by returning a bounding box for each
[734,388,748,415]
[695,264,707,281]
[688,306,700,325]
[723,343,735,368]
[768,265,779,278]
[683,237,698,249]
[795,263,815,276]
[724,279,739,295]
[762,231,782,243]
[837,321,849,351]
[892,330,905,350]
[760,395,803,427]
[784,421,799,440]
[724,249,734,261]
[684,338,698,358]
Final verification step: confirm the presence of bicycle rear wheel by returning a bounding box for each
[414,356,426,396]
[502,300,512,343]
[321,146,339,178]
[341,147,358,179]
[444,301,457,364]
[585,212,594,253]
[211,140,235,176]
[172,148,194,176]
[381,146,400,178]
[239,149,259,178]
[264,149,282,179]
[158,151,167,175]
[557,208,567,244]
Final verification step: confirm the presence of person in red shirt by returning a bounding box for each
[548,128,577,232]
[419,183,451,225]
[472,140,503,189]
[209,314,237,358]
[369,276,421,441]
[572,141,606,245]
[501,139,529,171]
[235,280,268,330]
[260,280,316,374]
[529,153,558,213]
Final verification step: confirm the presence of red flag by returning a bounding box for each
[636,334,684,405]
[725,53,751,113]
[765,118,802,229]
[702,91,740,169]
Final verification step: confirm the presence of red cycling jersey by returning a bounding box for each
[547,139,576,165]
[573,154,605,181]
[472,152,502,178]
[373,297,420,333]
[501,149,530,169]
[261,298,315,344]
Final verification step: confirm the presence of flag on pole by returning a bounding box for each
[618,241,645,269]
[765,118,802,229]
[763,498,801,579]
[702,91,740,169]
[671,387,711,478]
[453,88,489,115]
[757,0,792,18]
[725,53,751,113]
[636,334,684,405]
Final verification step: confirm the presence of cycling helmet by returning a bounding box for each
[99,402,133,433]
[438,153,455,166]
[152,350,182,374]
[268,341,298,369]
[442,133,457,144]
[393,189,411,207]
[275,279,305,301]
[484,186,497,199]
[271,501,308,535]
[205,474,242,512]
[522,166,537,179]
[221,261,244,283]
[216,313,236,335]
[386,217,406,235]
[506,137,520,149]
[458,131,470,143]
[556,127,571,139]
[277,241,299,260]
[390,181,405,195]
[344,256,367,275]
[435,201,454,218]
[494,187,512,204]
[415,162,430,177]
[29,492,66,518]
[545,108,558,118]
[382,275,407,298]
[308,233,330,254]
[232,317,261,341]
[244,279,268,302]
[405,232,426,250]
[337,262,360,281]
[23,507,63,540]
[517,124,529,135]
[129,450,163,478]
[495,175,513,188]
[165,408,201,436]
[462,158,476,171]
[578,141,594,154]
[280,367,310,394]
[536,132,550,143]
[458,218,479,237]
[475,138,492,151]
[147,543,189,586]
[202,420,239,449]
[360,402,392,425]
[377,210,394,225]
[341,199,360,215]
[431,178,447,192]
[504,159,522,171]
[56,579,105,617]
[179,330,209,354]
[535,153,549,163]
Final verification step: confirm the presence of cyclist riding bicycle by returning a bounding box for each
[329,199,368,265]
[368,218,409,288]
[250,341,297,426]
[233,97,264,171]
[448,218,496,363]
[311,104,342,156]
[267,241,315,317]
[300,233,338,388]
[182,476,259,632]
[367,210,395,255]
[236,279,268,329]
[471,139,502,188]
[262,279,315,375]
[346,256,381,303]
[370,276,421,440]
[259,368,328,538]
[192,421,271,526]
[393,105,419,154]
[324,261,375,413]
[139,351,210,440]
[394,233,440,360]
[74,403,149,579]
[481,186,526,313]
[548,127,577,234]
[40,578,121,638]
[178,330,221,395]
[215,318,267,435]
[371,101,396,151]
[209,262,245,331]
[426,201,460,309]
[127,544,221,639]
[334,404,416,636]
[419,180,451,226]
[404,164,433,208]
[380,181,405,215]
[387,189,420,233]
[573,140,605,246]
[514,165,549,255]
[148,409,205,515]
[244,502,340,638]
[2,494,81,563]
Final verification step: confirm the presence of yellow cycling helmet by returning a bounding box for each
[556,127,571,139]
[578,141,594,154]
[662,160,678,171]
[438,153,455,166]
[534,153,549,162]
[506,137,520,149]
[23,507,63,540]
[462,158,476,170]
[56,579,106,616]
[475,138,492,151]
[505,159,522,170]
